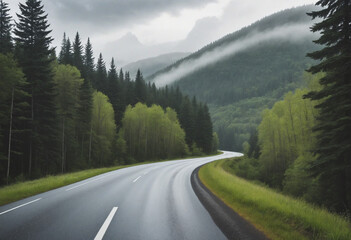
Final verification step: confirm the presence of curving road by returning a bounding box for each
[0,151,241,240]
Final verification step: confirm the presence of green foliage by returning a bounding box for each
[76,77,93,166]
[211,132,219,153]
[0,53,29,184]
[305,0,351,213]
[91,91,116,166]
[221,156,261,181]
[53,64,83,171]
[121,103,188,161]
[258,73,321,188]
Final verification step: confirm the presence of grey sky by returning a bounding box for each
[7,0,316,63]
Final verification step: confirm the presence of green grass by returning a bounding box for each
[0,152,222,207]
[199,158,351,240]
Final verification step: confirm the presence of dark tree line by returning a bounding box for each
[0,0,215,185]
[58,32,214,155]
[304,0,351,213]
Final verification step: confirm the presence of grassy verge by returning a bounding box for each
[0,152,222,207]
[199,158,351,240]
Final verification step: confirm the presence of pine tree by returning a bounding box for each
[95,53,107,92]
[14,0,59,175]
[125,71,135,106]
[77,77,93,165]
[107,58,121,126]
[305,0,351,212]
[179,96,194,147]
[58,33,66,64]
[119,68,124,82]
[83,37,95,83]
[62,37,73,65]
[0,0,12,54]
[72,32,84,74]
[135,69,147,103]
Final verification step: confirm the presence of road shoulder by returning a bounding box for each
[191,166,268,240]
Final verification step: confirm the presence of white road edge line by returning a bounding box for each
[0,198,42,216]
[66,176,106,191]
[133,176,142,183]
[94,207,118,240]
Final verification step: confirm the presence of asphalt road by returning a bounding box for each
[0,151,242,240]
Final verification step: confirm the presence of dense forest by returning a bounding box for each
[230,0,351,215]
[148,5,320,151]
[0,0,215,185]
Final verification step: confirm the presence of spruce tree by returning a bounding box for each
[14,0,59,175]
[125,71,135,106]
[72,32,84,74]
[83,37,95,83]
[135,69,147,103]
[305,0,351,212]
[58,33,66,64]
[76,77,93,165]
[62,37,73,65]
[0,0,12,54]
[119,68,124,82]
[95,53,107,92]
[107,58,121,126]
[179,96,194,147]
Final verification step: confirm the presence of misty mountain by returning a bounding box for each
[148,5,320,151]
[102,17,225,65]
[123,52,190,78]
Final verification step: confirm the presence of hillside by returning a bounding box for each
[148,5,320,150]
[123,52,190,78]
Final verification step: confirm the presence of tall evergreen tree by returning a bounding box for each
[58,33,66,64]
[95,53,107,92]
[179,96,194,147]
[107,58,121,126]
[0,0,12,54]
[135,69,147,103]
[119,68,124,82]
[14,0,59,175]
[305,0,351,212]
[83,37,95,83]
[72,32,84,74]
[76,77,93,165]
[62,37,73,65]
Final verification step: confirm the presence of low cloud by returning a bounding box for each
[47,0,215,29]
[151,23,315,87]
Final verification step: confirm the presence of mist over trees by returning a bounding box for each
[0,0,216,185]
[148,5,320,152]
[229,0,351,216]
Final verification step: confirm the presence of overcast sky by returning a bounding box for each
[7,0,316,62]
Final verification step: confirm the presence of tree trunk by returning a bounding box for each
[88,122,93,164]
[6,87,14,185]
[61,117,65,173]
[29,87,34,176]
